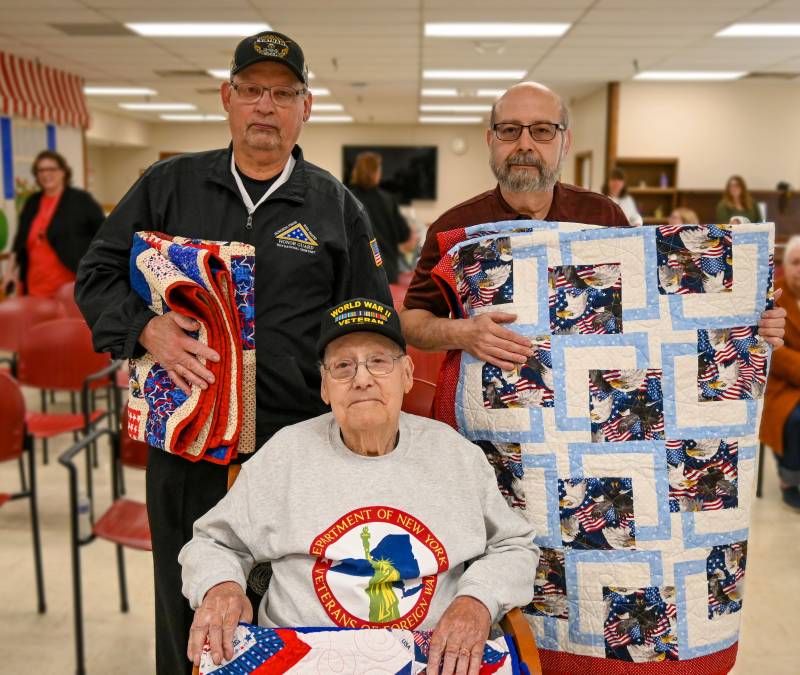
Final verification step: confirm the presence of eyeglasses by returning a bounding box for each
[230,81,307,107]
[35,166,61,174]
[492,122,566,142]
[323,353,405,381]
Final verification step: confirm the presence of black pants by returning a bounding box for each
[780,404,800,487]
[146,448,229,675]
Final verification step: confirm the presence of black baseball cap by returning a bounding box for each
[317,298,406,358]
[230,30,308,85]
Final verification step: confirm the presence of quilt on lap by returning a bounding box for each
[198,623,520,674]
[431,220,774,673]
[127,232,256,463]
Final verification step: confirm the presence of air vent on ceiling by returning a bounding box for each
[744,71,799,80]
[50,23,134,36]
[154,70,212,79]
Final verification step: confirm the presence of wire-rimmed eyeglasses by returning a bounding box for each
[492,121,566,142]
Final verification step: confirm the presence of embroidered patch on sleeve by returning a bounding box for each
[370,238,383,267]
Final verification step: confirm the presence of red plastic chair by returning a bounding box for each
[402,378,437,418]
[0,372,45,613]
[0,295,63,374]
[407,345,446,384]
[389,283,407,307]
[16,318,118,465]
[396,271,414,287]
[54,281,84,320]
[59,403,151,675]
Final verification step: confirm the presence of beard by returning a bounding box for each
[490,149,564,193]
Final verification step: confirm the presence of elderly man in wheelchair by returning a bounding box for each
[180,297,539,674]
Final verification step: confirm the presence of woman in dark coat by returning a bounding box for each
[348,151,414,284]
[5,150,104,297]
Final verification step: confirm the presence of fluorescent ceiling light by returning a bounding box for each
[420,104,491,113]
[308,115,353,123]
[311,103,344,112]
[126,22,270,37]
[421,88,459,97]
[310,87,330,96]
[716,23,800,37]
[425,22,570,38]
[634,71,746,81]
[160,114,226,121]
[419,115,483,124]
[84,87,157,96]
[120,102,196,110]
[209,69,315,79]
[424,69,526,80]
[477,88,506,98]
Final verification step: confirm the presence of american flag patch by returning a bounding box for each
[370,239,383,267]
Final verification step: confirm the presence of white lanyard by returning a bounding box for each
[230,151,296,228]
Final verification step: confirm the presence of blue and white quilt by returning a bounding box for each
[432,220,774,671]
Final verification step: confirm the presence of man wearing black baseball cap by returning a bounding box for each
[76,29,391,674]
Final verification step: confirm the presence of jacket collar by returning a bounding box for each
[206,143,307,205]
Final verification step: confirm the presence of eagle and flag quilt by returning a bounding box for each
[430,219,774,674]
[126,232,256,464]
[198,623,520,674]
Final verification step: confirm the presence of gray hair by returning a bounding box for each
[784,234,800,260]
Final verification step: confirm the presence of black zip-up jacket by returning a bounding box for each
[13,186,105,291]
[76,145,391,446]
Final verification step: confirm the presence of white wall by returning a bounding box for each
[564,86,608,191]
[87,120,495,226]
[618,80,800,190]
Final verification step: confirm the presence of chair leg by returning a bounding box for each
[70,503,87,675]
[42,437,49,465]
[18,455,28,492]
[91,390,99,469]
[27,442,46,614]
[756,442,765,498]
[116,544,130,612]
[49,390,56,404]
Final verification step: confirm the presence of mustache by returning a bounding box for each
[506,153,543,167]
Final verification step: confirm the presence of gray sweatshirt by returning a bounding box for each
[180,411,538,630]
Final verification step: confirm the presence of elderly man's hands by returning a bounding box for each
[759,288,787,349]
[426,596,492,675]
[187,581,252,667]
[139,312,220,395]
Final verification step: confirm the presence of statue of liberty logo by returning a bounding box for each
[329,526,423,623]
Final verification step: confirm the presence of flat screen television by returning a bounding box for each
[342,145,437,204]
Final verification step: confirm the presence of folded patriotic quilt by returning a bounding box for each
[431,220,774,674]
[199,623,521,674]
[127,232,256,464]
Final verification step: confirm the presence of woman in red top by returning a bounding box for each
[5,150,104,297]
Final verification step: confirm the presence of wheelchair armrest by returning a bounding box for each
[499,607,543,674]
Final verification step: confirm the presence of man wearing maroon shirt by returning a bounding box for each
[400,82,785,367]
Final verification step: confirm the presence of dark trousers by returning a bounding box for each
[780,404,800,487]
[146,448,229,675]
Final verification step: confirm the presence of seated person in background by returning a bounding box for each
[716,174,761,224]
[668,207,700,225]
[760,235,800,511]
[180,297,538,672]
[602,167,643,227]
